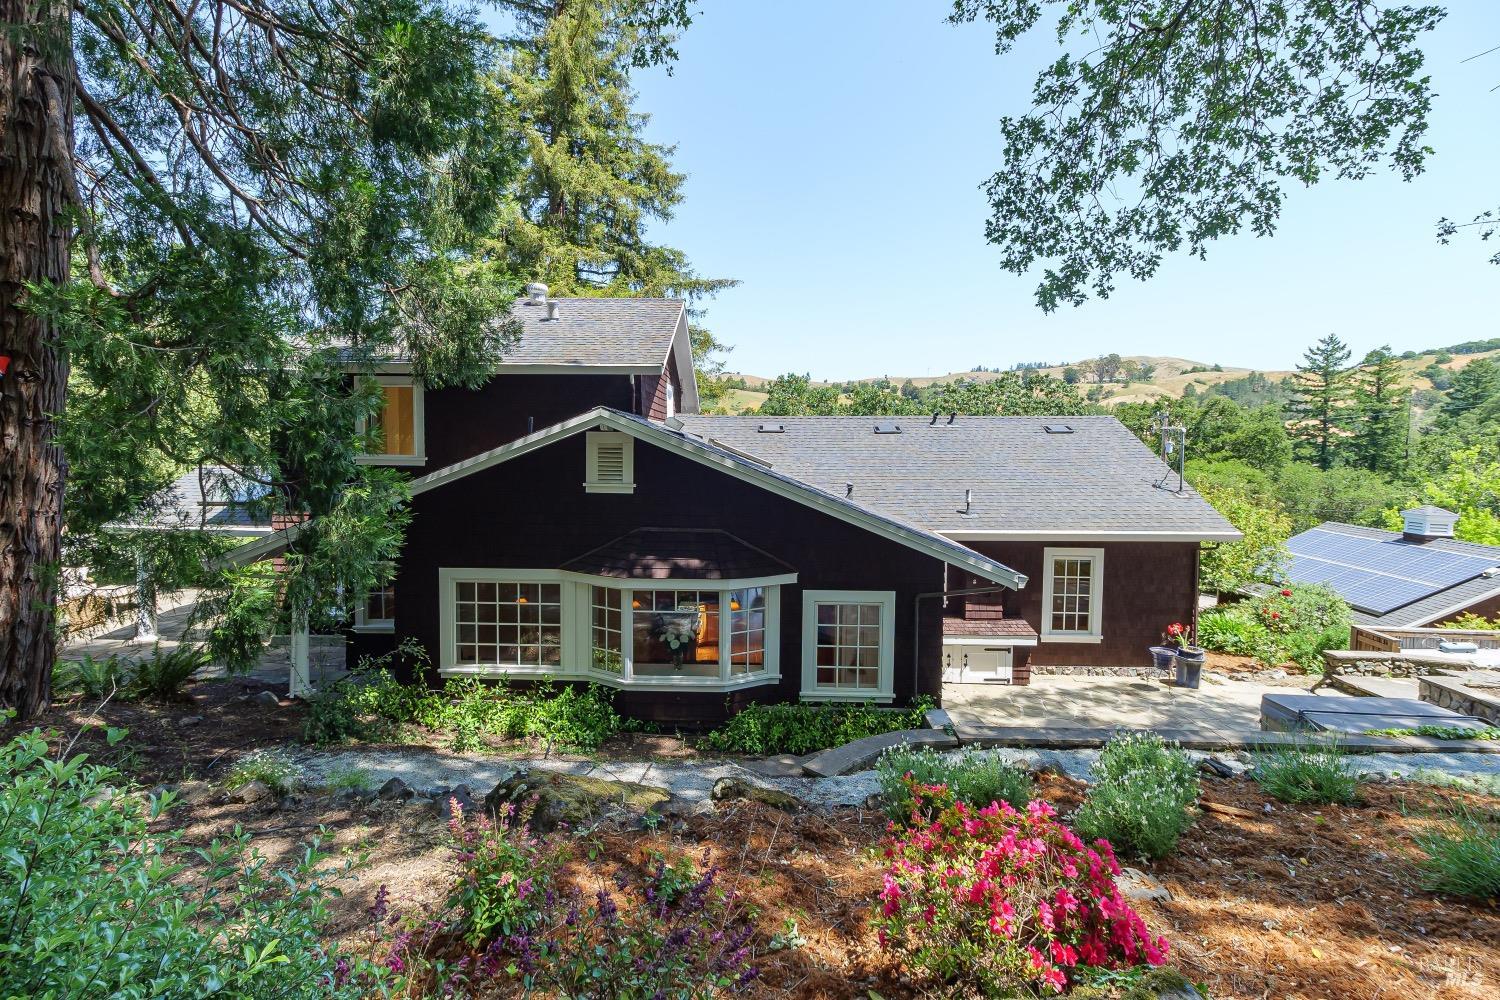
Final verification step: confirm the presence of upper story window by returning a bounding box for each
[357,376,425,466]
[665,380,676,419]
[585,431,635,494]
[1040,547,1104,643]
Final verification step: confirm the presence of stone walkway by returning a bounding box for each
[285,742,1500,811]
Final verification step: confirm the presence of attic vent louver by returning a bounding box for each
[874,422,902,434]
[757,423,785,433]
[1043,424,1074,434]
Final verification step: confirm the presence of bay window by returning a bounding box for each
[440,570,782,688]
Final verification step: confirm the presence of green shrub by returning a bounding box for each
[54,653,131,699]
[131,643,210,700]
[699,698,934,756]
[1196,585,1351,667]
[1252,741,1359,805]
[1196,610,1278,661]
[1415,806,1500,900]
[0,723,376,998]
[877,746,1032,820]
[227,748,301,796]
[1073,733,1199,860]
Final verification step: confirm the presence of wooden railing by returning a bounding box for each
[1348,624,1500,652]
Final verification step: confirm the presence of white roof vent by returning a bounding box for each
[1401,506,1456,541]
[545,300,561,321]
[525,281,548,303]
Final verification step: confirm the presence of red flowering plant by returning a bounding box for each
[1161,622,1189,649]
[873,778,1168,996]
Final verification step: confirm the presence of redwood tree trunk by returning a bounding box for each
[1,3,73,718]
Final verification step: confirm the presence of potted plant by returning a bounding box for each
[1148,625,1179,672]
[1163,621,1206,689]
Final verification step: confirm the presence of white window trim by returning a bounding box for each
[800,589,896,703]
[355,375,426,466]
[584,431,635,494]
[437,568,782,690]
[353,585,396,634]
[664,380,676,419]
[1040,546,1104,643]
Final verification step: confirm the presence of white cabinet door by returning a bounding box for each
[943,643,1013,683]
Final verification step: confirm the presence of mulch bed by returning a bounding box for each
[11,679,1500,999]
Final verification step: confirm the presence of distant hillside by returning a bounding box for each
[713,346,1500,414]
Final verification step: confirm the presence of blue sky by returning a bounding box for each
[615,1,1500,380]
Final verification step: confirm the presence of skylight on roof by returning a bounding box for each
[874,422,902,434]
[757,423,785,433]
[1043,424,1074,434]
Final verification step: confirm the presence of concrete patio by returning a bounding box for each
[943,674,1318,733]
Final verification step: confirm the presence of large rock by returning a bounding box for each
[484,769,670,832]
[377,777,414,801]
[710,776,804,812]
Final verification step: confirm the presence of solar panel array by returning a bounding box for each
[1284,527,1500,615]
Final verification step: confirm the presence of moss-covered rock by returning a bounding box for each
[709,776,804,811]
[1067,967,1202,1000]
[484,769,670,831]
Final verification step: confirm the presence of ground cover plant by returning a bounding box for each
[699,698,934,756]
[226,748,302,796]
[0,721,380,999]
[876,745,1031,820]
[304,660,626,753]
[1252,740,1360,805]
[875,777,1169,995]
[1367,725,1500,741]
[1196,584,1351,669]
[1073,733,1198,860]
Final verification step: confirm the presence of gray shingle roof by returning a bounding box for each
[672,415,1238,538]
[561,528,795,581]
[340,297,685,369]
[123,466,272,534]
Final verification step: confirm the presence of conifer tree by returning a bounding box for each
[489,0,733,382]
[1351,346,1409,474]
[1445,357,1500,420]
[1288,335,1353,471]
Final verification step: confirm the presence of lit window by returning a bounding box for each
[800,590,894,700]
[358,376,424,465]
[665,380,676,419]
[591,585,623,674]
[585,431,634,493]
[727,588,766,676]
[453,581,562,667]
[1041,547,1104,642]
[631,589,720,679]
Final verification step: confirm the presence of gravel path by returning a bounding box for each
[288,743,1500,809]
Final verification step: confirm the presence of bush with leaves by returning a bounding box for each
[131,643,211,700]
[874,778,1169,995]
[699,698,935,756]
[227,749,302,796]
[52,652,132,699]
[1073,734,1198,861]
[877,746,1032,821]
[0,721,380,998]
[1196,584,1351,669]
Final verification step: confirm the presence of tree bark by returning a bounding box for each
[1,2,73,718]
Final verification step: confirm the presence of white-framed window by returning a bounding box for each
[800,590,895,702]
[1040,547,1104,643]
[665,380,676,419]
[354,584,396,633]
[440,570,783,689]
[585,431,635,493]
[356,375,425,466]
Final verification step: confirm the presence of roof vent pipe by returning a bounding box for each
[525,281,548,303]
[845,482,854,499]
[930,412,939,425]
[948,412,957,424]
[964,489,972,514]
[545,300,560,321]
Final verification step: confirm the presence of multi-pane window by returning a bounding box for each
[1042,548,1103,640]
[364,585,395,624]
[631,589,721,677]
[728,587,766,676]
[812,601,882,690]
[454,581,562,667]
[591,585,623,674]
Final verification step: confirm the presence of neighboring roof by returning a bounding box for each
[118,466,272,536]
[401,407,1028,589]
[942,618,1038,639]
[1286,522,1500,628]
[560,528,796,582]
[672,415,1239,540]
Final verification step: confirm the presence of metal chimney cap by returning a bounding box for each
[525,282,549,303]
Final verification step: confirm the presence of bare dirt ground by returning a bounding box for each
[13,679,1500,1000]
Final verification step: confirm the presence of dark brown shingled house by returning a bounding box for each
[238,291,1239,723]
